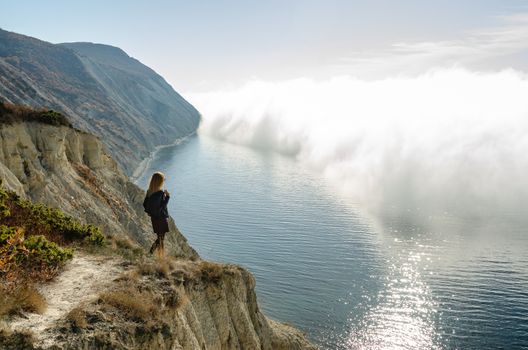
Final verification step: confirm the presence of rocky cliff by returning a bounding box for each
[0,114,196,258]
[75,260,314,350]
[0,29,200,175]
[1,257,315,350]
[0,109,316,349]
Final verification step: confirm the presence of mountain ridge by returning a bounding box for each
[0,29,200,175]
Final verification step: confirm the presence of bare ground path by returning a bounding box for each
[8,252,125,347]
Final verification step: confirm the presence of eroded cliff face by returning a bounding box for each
[42,261,315,350]
[0,121,196,258]
[1,259,316,350]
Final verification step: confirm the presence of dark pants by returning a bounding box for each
[149,232,165,254]
[150,217,169,254]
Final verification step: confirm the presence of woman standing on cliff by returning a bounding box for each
[143,172,170,255]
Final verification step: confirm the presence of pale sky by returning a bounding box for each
[3,0,528,92]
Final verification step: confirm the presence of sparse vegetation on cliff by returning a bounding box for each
[0,102,72,127]
[0,285,47,316]
[100,287,158,322]
[0,180,105,318]
[0,226,73,273]
[0,184,105,247]
[46,255,318,350]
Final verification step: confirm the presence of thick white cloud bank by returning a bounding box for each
[188,69,528,217]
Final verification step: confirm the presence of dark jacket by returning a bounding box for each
[143,190,170,219]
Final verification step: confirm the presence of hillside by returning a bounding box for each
[0,29,200,175]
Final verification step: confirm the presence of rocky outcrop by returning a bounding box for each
[0,29,200,175]
[2,260,315,350]
[0,121,196,258]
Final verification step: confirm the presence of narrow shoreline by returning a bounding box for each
[130,131,196,184]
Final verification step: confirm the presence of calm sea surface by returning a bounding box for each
[138,135,528,350]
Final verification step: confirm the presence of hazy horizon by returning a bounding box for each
[4,1,528,92]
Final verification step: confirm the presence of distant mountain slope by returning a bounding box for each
[0,29,200,175]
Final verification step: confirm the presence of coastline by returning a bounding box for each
[130,131,196,184]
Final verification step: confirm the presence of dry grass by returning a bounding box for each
[115,269,140,284]
[98,255,189,324]
[137,258,237,285]
[197,261,226,284]
[0,286,46,317]
[0,328,35,349]
[154,258,173,278]
[155,261,169,278]
[108,235,144,261]
[94,258,238,330]
[66,306,88,330]
[136,259,156,276]
[165,287,186,310]
[136,256,176,279]
[100,286,156,322]
[111,236,136,251]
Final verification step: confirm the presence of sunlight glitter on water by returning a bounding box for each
[345,249,441,350]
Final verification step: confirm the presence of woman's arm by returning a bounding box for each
[162,190,170,205]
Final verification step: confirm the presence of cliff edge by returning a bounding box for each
[0,105,316,349]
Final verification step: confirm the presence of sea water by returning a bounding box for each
[137,135,528,350]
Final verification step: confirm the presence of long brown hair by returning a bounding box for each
[147,172,165,196]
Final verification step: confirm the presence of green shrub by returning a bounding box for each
[0,225,16,245]
[21,235,73,266]
[0,203,10,219]
[39,110,65,125]
[0,226,72,268]
[0,189,10,220]
[0,179,105,294]
[82,225,105,246]
[0,180,92,305]
[2,190,105,247]
[29,203,105,245]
